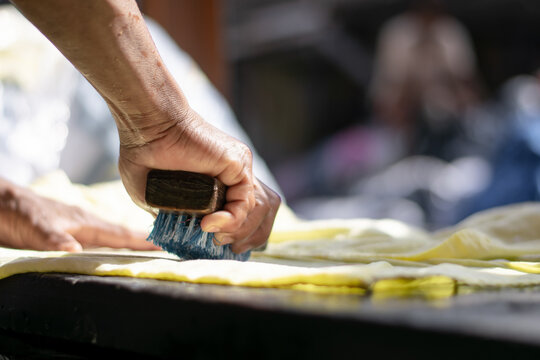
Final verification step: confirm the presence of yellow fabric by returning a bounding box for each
[10,171,540,298]
[371,276,456,300]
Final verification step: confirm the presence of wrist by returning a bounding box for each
[109,79,192,148]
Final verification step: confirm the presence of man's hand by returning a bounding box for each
[118,108,281,253]
[213,178,281,254]
[0,179,158,252]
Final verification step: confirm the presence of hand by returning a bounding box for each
[117,108,281,253]
[213,178,281,254]
[0,180,158,252]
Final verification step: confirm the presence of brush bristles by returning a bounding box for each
[147,211,250,261]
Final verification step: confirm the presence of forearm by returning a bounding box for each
[11,0,189,146]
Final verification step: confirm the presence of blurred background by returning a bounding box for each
[140,0,540,229]
[2,0,540,230]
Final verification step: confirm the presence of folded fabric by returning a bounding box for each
[17,171,540,298]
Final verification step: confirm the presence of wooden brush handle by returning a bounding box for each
[145,170,227,215]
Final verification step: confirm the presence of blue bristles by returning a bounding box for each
[147,211,250,261]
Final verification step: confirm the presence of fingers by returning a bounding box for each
[201,201,247,234]
[0,181,158,253]
[49,233,84,252]
[215,141,254,189]
[118,112,258,237]
[206,179,280,254]
[201,142,255,233]
[201,177,253,233]
[70,219,158,251]
[59,205,157,251]
[231,210,276,254]
[24,216,156,252]
[28,231,83,253]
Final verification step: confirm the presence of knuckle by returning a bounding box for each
[241,145,253,165]
[236,142,253,160]
[224,143,253,181]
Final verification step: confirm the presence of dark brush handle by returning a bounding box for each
[145,170,227,215]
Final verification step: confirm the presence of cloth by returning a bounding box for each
[6,172,540,298]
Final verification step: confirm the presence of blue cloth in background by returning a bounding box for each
[456,102,540,221]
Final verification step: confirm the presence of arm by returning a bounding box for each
[11,0,185,147]
[10,0,279,253]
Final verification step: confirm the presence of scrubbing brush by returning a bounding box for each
[145,169,250,261]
